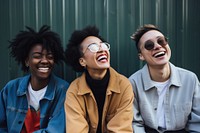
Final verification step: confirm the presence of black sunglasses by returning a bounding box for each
[144,37,168,51]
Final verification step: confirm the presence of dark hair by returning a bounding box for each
[65,25,105,72]
[9,25,65,72]
[130,24,161,52]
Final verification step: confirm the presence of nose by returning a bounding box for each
[40,55,48,63]
[153,42,162,50]
[99,45,103,51]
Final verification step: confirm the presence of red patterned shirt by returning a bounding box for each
[21,107,40,133]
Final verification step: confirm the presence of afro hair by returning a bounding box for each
[9,25,65,72]
[65,25,106,72]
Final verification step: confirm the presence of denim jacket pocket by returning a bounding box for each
[174,102,192,128]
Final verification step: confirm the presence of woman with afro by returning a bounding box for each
[64,26,134,133]
[0,25,69,132]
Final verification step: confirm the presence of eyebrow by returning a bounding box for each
[31,52,42,55]
[31,52,53,55]
[88,41,103,45]
[145,36,164,42]
[156,36,164,38]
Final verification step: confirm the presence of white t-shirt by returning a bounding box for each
[152,79,170,128]
[27,83,47,111]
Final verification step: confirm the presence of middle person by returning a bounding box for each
[64,26,134,133]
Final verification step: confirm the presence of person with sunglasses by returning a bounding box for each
[129,24,200,133]
[0,25,69,132]
[64,25,134,133]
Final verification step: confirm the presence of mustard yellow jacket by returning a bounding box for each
[65,67,134,133]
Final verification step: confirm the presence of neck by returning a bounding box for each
[148,63,170,82]
[30,77,49,91]
[87,68,108,80]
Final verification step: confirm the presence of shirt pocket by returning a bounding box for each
[173,102,192,128]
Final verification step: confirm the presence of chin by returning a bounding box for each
[97,65,110,70]
[102,64,110,69]
[38,73,51,79]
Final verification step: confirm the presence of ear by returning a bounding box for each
[25,59,29,67]
[138,53,145,61]
[79,58,86,67]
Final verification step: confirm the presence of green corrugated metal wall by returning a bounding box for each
[0,0,200,89]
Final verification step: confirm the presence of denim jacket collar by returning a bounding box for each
[44,74,56,100]
[17,75,30,96]
[16,74,56,100]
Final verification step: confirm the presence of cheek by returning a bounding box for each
[167,47,171,57]
[167,46,171,52]
[85,52,96,58]
[49,60,54,64]
[82,53,96,64]
[28,59,37,65]
[139,50,150,60]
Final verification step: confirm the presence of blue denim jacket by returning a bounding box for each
[0,74,69,133]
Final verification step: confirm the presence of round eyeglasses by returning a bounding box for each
[143,37,168,51]
[83,42,110,54]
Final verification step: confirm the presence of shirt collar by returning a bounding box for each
[142,63,182,91]
[17,74,56,100]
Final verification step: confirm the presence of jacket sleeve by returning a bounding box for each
[186,75,200,132]
[0,88,8,133]
[107,82,134,133]
[65,90,89,133]
[129,77,146,133]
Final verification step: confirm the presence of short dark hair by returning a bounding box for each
[65,25,105,72]
[131,24,160,52]
[9,25,65,72]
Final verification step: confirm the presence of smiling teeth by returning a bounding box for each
[154,51,165,57]
[38,68,49,72]
[97,55,107,61]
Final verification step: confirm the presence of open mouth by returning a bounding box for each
[97,54,108,62]
[153,51,165,58]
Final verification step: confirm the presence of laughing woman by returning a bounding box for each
[64,26,134,133]
[0,25,69,133]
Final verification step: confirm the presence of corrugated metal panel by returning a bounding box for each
[0,0,200,89]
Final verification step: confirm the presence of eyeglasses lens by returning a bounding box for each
[144,41,154,50]
[88,44,99,52]
[158,38,167,47]
[101,42,110,51]
[144,37,167,51]
[88,42,110,53]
